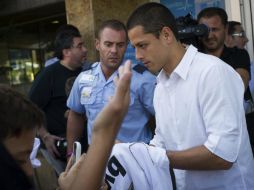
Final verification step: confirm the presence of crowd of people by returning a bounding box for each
[1,2,254,190]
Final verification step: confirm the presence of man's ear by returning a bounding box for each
[95,39,100,51]
[161,26,174,43]
[62,49,71,58]
[225,34,233,46]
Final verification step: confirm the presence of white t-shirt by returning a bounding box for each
[150,45,254,190]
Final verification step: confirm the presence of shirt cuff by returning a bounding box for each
[204,132,240,162]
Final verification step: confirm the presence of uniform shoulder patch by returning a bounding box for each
[133,64,147,74]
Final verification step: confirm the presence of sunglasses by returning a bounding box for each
[231,31,246,38]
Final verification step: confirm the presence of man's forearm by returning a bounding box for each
[66,111,85,155]
[236,68,250,90]
[73,91,129,190]
[167,145,233,170]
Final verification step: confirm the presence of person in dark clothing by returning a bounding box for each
[0,84,45,190]
[29,24,87,160]
[225,20,254,153]
[197,7,254,154]
[197,7,250,90]
[225,21,249,49]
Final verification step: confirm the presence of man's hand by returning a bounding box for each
[112,59,132,113]
[58,154,86,190]
[43,133,62,158]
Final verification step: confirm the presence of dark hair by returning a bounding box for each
[227,21,241,35]
[96,19,127,41]
[197,7,228,26]
[126,2,179,40]
[0,85,45,141]
[54,24,81,60]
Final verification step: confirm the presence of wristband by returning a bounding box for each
[66,151,73,158]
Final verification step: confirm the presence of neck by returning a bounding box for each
[163,42,186,75]
[204,45,224,58]
[60,60,78,71]
[100,64,116,80]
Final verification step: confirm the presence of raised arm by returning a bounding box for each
[58,60,132,190]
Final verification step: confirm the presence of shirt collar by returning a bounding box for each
[157,45,198,83]
[92,62,101,76]
[175,45,197,80]
[96,62,118,83]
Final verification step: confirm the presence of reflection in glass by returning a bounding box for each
[8,49,41,85]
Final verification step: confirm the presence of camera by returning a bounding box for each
[55,139,67,161]
[176,14,209,49]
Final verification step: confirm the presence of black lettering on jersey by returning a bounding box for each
[105,174,114,190]
[107,155,126,177]
[105,156,127,189]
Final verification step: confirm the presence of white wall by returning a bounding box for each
[225,0,241,21]
[241,0,254,61]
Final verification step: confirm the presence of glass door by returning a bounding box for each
[8,49,41,85]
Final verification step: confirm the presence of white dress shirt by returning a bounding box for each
[150,45,254,190]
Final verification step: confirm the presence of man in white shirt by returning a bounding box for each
[127,3,254,190]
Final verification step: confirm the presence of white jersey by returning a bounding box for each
[105,143,173,190]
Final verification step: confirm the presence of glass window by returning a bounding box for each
[160,0,225,18]
[0,14,66,94]
[8,49,41,84]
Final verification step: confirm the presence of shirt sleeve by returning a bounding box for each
[67,73,85,114]
[149,125,166,149]
[199,62,244,162]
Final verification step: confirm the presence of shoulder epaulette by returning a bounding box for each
[133,64,147,74]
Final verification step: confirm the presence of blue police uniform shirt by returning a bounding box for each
[67,62,156,144]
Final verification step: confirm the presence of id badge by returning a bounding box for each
[80,74,95,83]
[81,87,92,98]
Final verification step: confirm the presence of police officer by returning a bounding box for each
[66,19,156,158]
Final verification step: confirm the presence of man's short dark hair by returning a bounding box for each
[0,85,45,141]
[126,2,179,40]
[54,24,81,60]
[227,21,241,35]
[96,19,127,41]
[197,7,228,26]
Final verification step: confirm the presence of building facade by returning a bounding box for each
[0,0,253,94]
